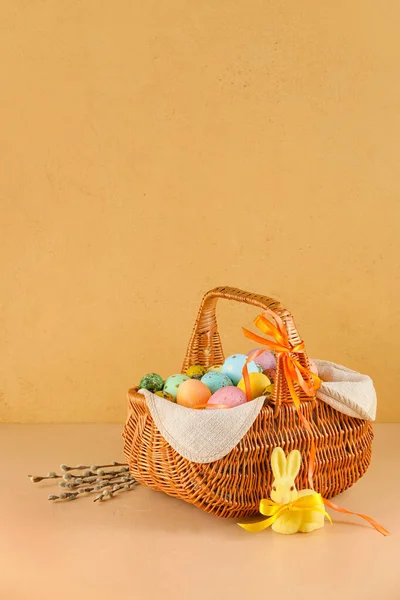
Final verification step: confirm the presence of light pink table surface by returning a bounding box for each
[0,424,398,600]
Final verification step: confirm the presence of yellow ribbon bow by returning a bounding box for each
[238,493,332,532]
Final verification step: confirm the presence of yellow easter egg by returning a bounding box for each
[186,365,207,379]
[207,365,222,373]
[265,383,274,395]
[237,372,271,400]
[155,390,176,403]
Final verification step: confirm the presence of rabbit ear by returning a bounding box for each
[271,447,287,479]
[286,449,301,478]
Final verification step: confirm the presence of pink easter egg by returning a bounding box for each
[207,386,247,408]
[247,348,263,356]
[253,350,276,371]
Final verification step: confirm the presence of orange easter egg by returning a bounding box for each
[176,379,211,408]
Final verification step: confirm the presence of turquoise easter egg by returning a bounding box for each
[163,374,190,399]
[221,354,261,385]
[200,372,233,394]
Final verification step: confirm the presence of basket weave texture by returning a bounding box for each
[123,287,373,518]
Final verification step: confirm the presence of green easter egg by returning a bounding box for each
[139,373,164,393]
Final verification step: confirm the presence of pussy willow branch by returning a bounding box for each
[60,461,127,472]
[29,462,138,502]
[48,477,138,502]
[60,475,132,490]
[28,472,61,483]
[57,467,130,487]
[94,479,138,502]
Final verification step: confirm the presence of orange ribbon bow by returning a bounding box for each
[242,309,320,436]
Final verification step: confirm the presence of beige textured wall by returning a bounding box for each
[1,1,399,423]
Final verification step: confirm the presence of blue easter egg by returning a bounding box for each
[200,372,233,394]
[221,354,261,385]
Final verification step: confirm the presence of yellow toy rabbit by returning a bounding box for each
[239,447,329,534]
[269,447,325,534]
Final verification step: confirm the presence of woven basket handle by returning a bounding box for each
[182,286,313,411]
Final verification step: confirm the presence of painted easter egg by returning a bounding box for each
[265,368,276,383]
[237,372,271,400]
[186,365,207,380]
[252,350,276,372]
[155,390,176,402]
[247,348,263,356]
[176,379,211,408]
[163,374,190,399]
[207,365,222,373]
[207,386,247,408]
[265,382,275,396]
[139,373,164,393]
[222,354,261,385]
[200,372,233,394]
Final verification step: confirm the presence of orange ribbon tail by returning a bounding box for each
[323,498,389,536]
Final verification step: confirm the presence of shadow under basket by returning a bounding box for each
[123,286,374,519]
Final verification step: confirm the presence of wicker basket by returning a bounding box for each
[123,286,373,518]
